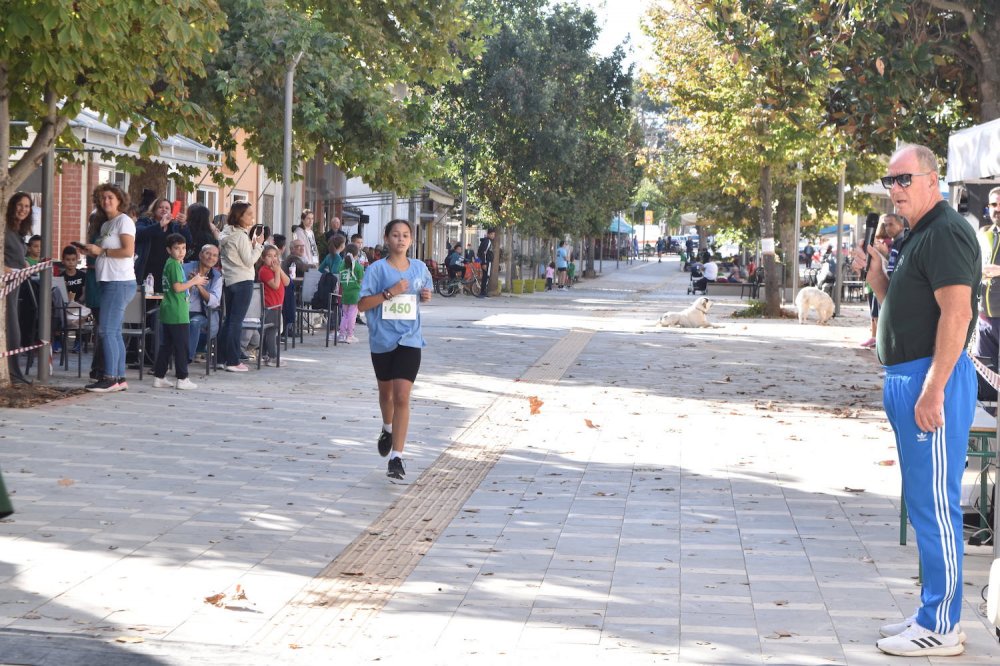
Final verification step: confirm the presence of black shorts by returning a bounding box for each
[557,267,567,273]
[371,345,421,382]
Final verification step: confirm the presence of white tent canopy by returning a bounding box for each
[946,118,1000,185]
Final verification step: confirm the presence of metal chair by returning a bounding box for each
[52,276,92,377]
[241,283,280,369]
[122,287,153,379]
[295,271,339,347]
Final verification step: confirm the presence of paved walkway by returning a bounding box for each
[1,256,997,665]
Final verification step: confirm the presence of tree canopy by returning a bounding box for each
[433,1,641,240]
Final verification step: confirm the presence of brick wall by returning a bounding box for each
[53,162,84,257]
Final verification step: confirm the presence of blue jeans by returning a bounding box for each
[98,280,134,378]
[221,281,253,366]
[188,310,220,361]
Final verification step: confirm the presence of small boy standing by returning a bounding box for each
[153,234,207,390]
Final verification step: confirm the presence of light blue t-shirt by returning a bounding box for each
[360,257,433,353]
[556,246,568,269]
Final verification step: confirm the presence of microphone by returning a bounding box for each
[860,212,879,281]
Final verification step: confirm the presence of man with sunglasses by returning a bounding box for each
[857,144,980,657]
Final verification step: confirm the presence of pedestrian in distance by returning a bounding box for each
[3,192,34,384]
[556,240,570,288]
[545,262,555,290]
[357,219,433,480]
[854,144,980,658]
[337,244,365,344]
[476,228,495,298]
[152,234,207,389]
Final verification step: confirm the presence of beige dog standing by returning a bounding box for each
[795,286,835,324]
[658,296,720,328]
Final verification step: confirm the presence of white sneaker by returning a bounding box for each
[175,378,198,390]
[347,335,358,344]
[152,377,173,389]
[876,622,964,657]
[879,613,966,642]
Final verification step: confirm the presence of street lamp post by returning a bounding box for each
[641,201,648,262]
[282,50,304,236]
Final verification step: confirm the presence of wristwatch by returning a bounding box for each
[382,289,393,300]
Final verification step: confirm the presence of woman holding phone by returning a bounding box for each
[218,202,264,372]
[358,219,433,480]
[82,184,136,393]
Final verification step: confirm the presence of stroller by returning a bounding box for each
[687,265,707,295]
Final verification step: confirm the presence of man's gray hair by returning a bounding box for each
[894,143,938,174]
[988,186,1000,200]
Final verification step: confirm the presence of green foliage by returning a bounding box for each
[191,0,484,193]
[0,0,225,194]
[433,2,641,237]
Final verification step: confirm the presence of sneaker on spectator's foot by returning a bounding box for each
[71,341,81,354]
[89,368,102,381]
[347,335,358,344]
[52,339,62,353]
[387,457,405,479]
[224,363,249,372]
[152,376,173,389]
[876,623,964,657]
[377,429,393,457]
[175,378,198,390]
[86,377,119,393]
[262,356,271,366]
[879,614,966,642]
[115,377,128,391]
[860,337,876,349]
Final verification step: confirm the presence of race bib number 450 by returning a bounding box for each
[382,294,417,320]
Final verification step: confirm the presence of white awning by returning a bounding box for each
[70,108,220,169]
[423,181,455,206]
[946,119,1000,185]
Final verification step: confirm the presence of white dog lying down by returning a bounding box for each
[658,296,719,328]
[795,286,835,324]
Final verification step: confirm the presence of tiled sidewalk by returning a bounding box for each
[1,258,998,664]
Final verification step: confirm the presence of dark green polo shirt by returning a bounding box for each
[877,201,980,366]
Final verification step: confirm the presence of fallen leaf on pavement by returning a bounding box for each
[57,478,74,487]
[767,630,796,639]
[843,487,865,493]
[115,636,144,644]
[289,643,303,649]
[773,600,788,606]
[877,460,896,466]
[528,396,543,415]
[584,419,599,429]
[204,593,225,606]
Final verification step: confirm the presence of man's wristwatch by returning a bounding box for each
[382,289,393,300]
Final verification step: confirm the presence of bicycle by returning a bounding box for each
[436,265,482,297]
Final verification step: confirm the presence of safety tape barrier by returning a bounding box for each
[1,260,52,298]
[969,351,1000,392]
[0,340,47,359]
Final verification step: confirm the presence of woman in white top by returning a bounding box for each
[81,184,136,393]
[292,209,319,268]
[218,202,264,371]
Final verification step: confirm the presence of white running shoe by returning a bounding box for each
[175,378,198,390]
[152,377,173,389]
[876,622,964,657]
[347,335,358,343]
[879,613,966,642]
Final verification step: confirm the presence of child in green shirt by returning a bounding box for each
[153,234,207,389]
[337,245,365,343]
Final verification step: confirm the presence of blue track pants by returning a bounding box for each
[883,354,975,634]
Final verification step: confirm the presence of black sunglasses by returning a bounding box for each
[880,172,933,189]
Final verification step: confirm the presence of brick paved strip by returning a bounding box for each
[256,329,594,648]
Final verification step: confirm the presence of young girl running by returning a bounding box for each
[358,220,433,480]
[337,244,365,343]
